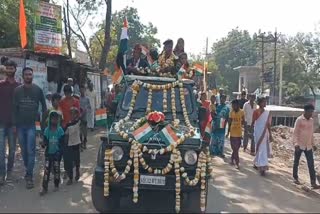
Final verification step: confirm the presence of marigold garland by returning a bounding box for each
[104,79,212,213]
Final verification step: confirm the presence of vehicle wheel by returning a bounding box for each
[91,176,120,213]
[182,180,209,213]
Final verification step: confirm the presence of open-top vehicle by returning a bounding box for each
[92,75,213,213]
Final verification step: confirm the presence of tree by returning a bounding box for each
[0,0,36,48]
[98,0,112,70]
[211,28,258,94]
[279,32,320,100]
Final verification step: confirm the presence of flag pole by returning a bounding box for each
[203,37,208,92]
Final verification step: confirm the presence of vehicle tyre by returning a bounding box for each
[91,175,120,213]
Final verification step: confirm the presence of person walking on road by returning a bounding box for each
[40,111,65,196]
[292,104,320,189]
[226,99,244,169]
[59,85,80,179]
[80,85,91,150]
[243,94,257,155]
[211,94,230,158]
[13,67,47,189]
[64,107,82,185]
[86,82,96,131]
[252,97,273,176]
[238,91,248,109]
[0,60,20,185]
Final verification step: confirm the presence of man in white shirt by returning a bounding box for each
[243,93,257,155]
[61,78,74,96]
[216,88,224,105]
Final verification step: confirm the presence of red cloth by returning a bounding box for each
[200,100,212,140]
[59,97,80,128]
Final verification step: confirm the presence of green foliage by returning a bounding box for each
[211,28,258,94]
[280,32,320,98]
[0,0,37,48]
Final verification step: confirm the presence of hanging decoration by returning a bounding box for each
[103,79,212,213]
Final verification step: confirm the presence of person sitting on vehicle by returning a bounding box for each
[176,52,193,80]
[173,38,185,58]
[158,39,176,76]
[125,44,149,75]
[149,49,160,73]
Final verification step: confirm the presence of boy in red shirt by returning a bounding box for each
[59,85,80,178]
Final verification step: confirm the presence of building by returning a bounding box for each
[233,66,260,94]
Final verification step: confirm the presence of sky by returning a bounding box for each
[65,0,320,55]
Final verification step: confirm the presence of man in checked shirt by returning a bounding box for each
[292,104,320,189]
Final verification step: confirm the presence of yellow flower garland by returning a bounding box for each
[103,149,111,196]
[158,52,175,69]
[163,89,168,112]
[104,79,213,212]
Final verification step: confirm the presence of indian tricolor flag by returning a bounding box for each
[112,64,123,85]
[193,64,204,76]
[177,64,187,80]
[95,108,107,127]
[159,124,179,146]
[132,123,154,143]
[203,120,212,143]
[218,118,226,129]
[35,121,41,132]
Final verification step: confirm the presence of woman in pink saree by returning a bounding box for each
[251,97,273,176]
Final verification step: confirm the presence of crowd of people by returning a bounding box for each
[199,90,320,189]
[120,38,195,80]
[0,58,96,195]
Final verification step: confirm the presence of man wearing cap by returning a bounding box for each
[158,39,176,74]
[60,78,74,96]
[45,92,53,109]
[125,44,149,75]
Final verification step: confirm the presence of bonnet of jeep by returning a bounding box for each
[109,75,202,148]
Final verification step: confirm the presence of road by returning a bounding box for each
[0,130,320,213]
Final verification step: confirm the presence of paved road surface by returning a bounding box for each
[0,131,319,213]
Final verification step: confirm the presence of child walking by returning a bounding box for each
[226,99,244,169]
[40,111,65,196]
[64,107,81,185]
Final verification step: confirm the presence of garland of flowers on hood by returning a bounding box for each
[104,79,213,213]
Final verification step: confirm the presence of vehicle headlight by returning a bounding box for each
[184,150,198,165]
[111,146,124,161]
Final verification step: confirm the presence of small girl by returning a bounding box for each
[40,111,65,196]
[64,107,81,185]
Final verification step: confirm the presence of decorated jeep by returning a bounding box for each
[92,75,213,213]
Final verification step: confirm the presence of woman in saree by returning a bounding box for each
[251,96,273,176]
[211,95,230,157]
[199,92,211,140]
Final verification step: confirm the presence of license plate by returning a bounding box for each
[140,175,166,186]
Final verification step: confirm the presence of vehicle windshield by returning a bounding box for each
[121,86,193,115]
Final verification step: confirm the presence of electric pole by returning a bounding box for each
[273,29,278,104]
[257,33,265,94]
[256,30,279,101]
[203,37,208,92]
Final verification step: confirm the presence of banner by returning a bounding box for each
[34,1,62,55]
